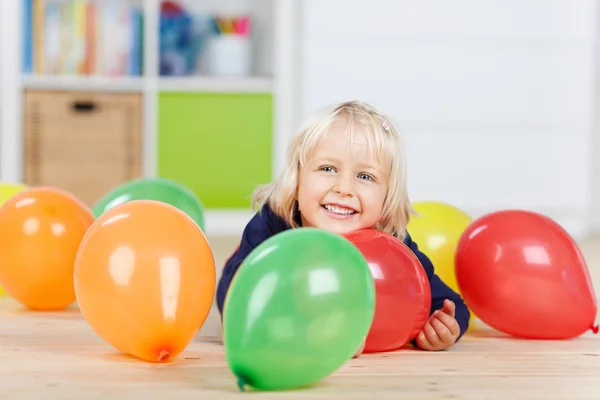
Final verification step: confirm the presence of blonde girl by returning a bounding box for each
[217,101,470,353]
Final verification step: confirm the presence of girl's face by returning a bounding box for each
[297,121,389,235]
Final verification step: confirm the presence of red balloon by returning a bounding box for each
[344,229,431,352]
[455,210,598,339]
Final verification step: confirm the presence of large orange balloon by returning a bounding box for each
[0,181,29,297]
[0,187,94,310]
[74,200,216,363]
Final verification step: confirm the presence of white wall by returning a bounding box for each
[591,2,600,231]
[299,0,597,240]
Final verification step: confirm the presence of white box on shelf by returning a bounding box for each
[207,34,251,77]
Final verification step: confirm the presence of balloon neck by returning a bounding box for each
[157,350,170,363]
[591,323,599,335]
[236,377,247,392]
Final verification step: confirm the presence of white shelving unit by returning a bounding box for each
[22,74,146,92]
[0,0,301,236]
[157,76,273,93]
[0,1,23,190]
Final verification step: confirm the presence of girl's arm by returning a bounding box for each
[404,232,471,341]
[216,204,281,315]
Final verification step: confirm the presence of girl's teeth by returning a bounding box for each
[324,205,355,215]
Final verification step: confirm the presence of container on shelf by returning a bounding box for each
[206,34,251,77]
[22,90,143,206]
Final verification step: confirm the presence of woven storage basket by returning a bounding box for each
[23,89,142,206]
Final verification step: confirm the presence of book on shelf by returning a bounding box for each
[22,0,143,78]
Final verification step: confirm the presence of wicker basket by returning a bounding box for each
[23,89,142,206]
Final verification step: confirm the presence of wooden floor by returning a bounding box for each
[1,234,600,399]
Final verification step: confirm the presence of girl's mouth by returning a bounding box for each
[322,204,357,217]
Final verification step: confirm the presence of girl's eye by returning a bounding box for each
[320,166,335,173]
[358,173,374,181]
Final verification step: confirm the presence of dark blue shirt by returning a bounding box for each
[216,203,471,344]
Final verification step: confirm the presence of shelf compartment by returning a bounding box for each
[157,91,273,209]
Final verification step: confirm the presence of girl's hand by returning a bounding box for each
[416,299,460,351]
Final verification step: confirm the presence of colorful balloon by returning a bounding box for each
[74,200,215,363]
[406,200,476,323]
[455,209,598,339]
[344,229,431,352]
[92,177,205,231]
[0,182,28,206]
[0,182,29,296]
[406,202,470,289]
[0,187,94,310]
[223,228,375,391]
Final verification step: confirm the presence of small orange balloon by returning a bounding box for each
[74,200,216,363]
[0,187,94,310]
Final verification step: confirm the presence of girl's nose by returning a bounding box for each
[333,174,355,197]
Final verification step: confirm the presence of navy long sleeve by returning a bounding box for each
[216,204,287,314]
[216,204,470,343]
[404,232,471,342]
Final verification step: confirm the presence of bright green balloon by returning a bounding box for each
[223,228,375,392]
[93,178,205,231]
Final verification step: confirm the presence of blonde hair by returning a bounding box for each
[252,100,414,241]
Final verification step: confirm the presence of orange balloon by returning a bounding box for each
[0,187,94,310]
[74,200,216,363]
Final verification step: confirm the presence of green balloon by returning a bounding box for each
[223,228,375,392]
[93,178,205,231]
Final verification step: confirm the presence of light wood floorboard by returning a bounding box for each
[1,233,599,399]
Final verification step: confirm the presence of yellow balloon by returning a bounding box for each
[0,182,29,296]
[407,200,477,324]
[0,182,28,206]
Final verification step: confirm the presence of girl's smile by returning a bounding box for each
[321,203,359,219]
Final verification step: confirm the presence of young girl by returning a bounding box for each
[216,101,471,354]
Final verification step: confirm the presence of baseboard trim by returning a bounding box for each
[204,207,593,242]
[590,210,600,233]
[205,209,255,236]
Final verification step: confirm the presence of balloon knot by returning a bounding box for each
[591,323,599,334]
[157,350,170,363]
[237,377,246,392]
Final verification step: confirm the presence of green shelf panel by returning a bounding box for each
[157,92,273,209]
